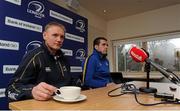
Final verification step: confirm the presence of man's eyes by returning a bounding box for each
[52,34,64,38]
[102,43,108,46]
[60,35,65,39]
[52,34,59,37]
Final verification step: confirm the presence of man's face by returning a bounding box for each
[43,25,65,53]
[95,39,108,54]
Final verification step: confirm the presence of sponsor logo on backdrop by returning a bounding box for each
[70,66,82,72]
[61,48,73,56]
[25,41,42,55]
[0,88,6,98]
[27,1,45,19]
[3,65,18,74]
[65,33,84,43]
[75,49,85,61]
[75,20,85,33]
[5,0,21,5]
[49,10,73,24]
[5,16,42,32]
[0,40,19,50]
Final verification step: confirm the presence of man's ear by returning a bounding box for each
[43,32,46,40]
[95,45,98,50]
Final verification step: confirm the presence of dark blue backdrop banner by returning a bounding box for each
[0,0,87,109]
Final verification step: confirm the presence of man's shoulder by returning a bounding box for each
[24,47,44,58]
[86,54,98,62]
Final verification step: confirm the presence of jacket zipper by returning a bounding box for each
[55,56,64,77]
[57,61,64,77]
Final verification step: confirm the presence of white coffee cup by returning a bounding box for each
[55,86,81,100]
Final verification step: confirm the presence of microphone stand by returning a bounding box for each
[139,62,157,93]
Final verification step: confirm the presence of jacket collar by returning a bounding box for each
[93,49,107,59]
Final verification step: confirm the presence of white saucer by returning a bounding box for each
[53,94,87,103]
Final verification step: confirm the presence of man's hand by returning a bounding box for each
[32,82,57,101]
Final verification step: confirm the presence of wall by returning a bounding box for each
[107,4,180,71]
[49,1,180,71]
[49,0,107,55]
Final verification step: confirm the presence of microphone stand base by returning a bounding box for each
[139,87,157,93]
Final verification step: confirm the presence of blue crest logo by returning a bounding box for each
[75,49,86,61]
[27,1,45,18]
[75,20,85,33]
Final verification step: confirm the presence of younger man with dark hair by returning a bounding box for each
[82,37,112,88]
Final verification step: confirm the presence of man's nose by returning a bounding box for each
[57,36,62,42]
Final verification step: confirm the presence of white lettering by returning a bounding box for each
[0,88,6,98]
[49,10,73,24]
[65,33,84,43]
[130,51,142,61]
[0,40,19,50]
[3,65,18,74]
[61,49,73,56]
[5,0,21,5]
[27,9,45,18]
[5,16,42,32]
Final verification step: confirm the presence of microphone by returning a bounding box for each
[129,46,148,62]
[129,46,180,84]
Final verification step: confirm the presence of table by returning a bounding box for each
[9,81,180,110]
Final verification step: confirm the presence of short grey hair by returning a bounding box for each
[44,22,66,32]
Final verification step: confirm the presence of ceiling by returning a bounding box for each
[78,0,180,21]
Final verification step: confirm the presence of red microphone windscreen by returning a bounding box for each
[129,46,148,62]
